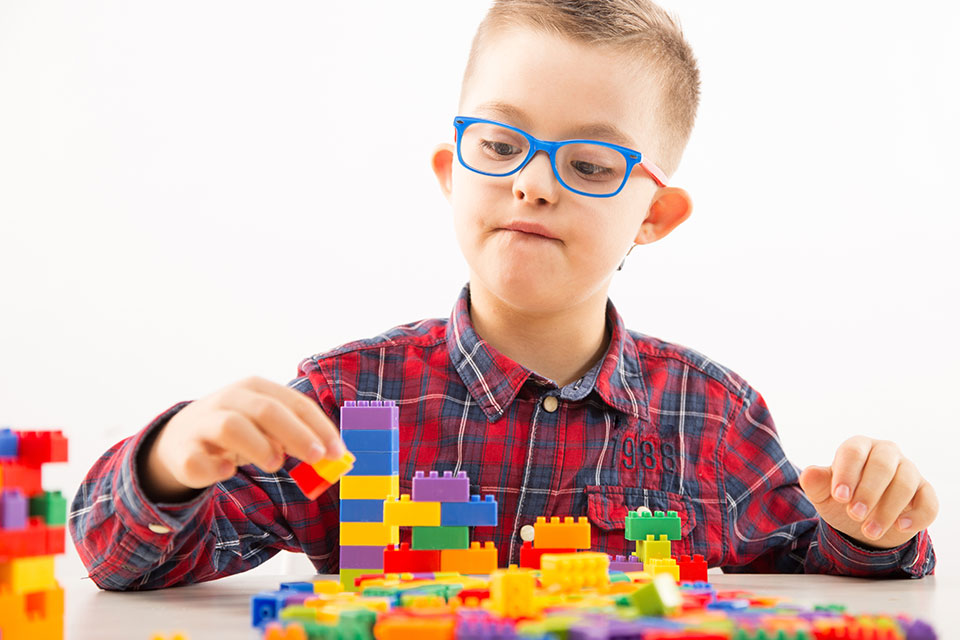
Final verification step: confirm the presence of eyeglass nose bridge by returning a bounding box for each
[513,137,569,185]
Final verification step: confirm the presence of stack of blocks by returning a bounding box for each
[519,515,591,569]
[624,508,707,583]
[0,429,68,640]
[336,401,400,591]
[382,470,497,575]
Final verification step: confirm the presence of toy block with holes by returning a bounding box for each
[0,428,68,640]
[540,552,610,591]
[608,554,643,573]
[383,543,441,573]
[383,494,441,527]
[440,494,497,526]
[645,557,681,581]
[532,516,591,549]
[411,470,470,502]
[625,509,681,541]
[678,554,708,583]
[440,541,497,574]
[636,533,672,564]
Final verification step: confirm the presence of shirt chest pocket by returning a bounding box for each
[585,485,700,561]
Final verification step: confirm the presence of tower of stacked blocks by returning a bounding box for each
[624,508,707,583]
[0,428,68,640]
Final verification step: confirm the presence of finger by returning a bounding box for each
[898,481,939,533]
[829,436,872,504]
[223,385,329,465]
[799,465,833,505]
[847,440,900,523]
[179,444,239,488]
[242,377,346,460]
[860,460,919,540]
[205,409,286,473]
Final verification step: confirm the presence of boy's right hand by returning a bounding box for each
[141,376,345,502]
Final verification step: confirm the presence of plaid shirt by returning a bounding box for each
[69,283,935,590]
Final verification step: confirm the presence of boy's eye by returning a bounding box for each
[480,139,522,157]
[571,160,615,178]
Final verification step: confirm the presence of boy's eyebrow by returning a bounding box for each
[473,100,636,148]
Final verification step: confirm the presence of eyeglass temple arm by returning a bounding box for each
[640,160,668,188]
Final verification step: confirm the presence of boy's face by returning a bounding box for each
[432,27,691,316]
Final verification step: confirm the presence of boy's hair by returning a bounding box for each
[460,0,700,177]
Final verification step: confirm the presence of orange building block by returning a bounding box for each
[532,516,590,549]
[439,541,497,574]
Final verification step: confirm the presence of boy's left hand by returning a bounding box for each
[799,436,938,550]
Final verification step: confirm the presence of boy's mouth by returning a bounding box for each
[499,221,560,241]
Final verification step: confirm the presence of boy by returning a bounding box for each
[70,0,937,590]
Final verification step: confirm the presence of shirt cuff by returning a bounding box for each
[110,400,214,563]
[816,517,932,578]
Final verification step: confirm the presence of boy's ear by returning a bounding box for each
[634,186,693,245]
[431,143,456,201]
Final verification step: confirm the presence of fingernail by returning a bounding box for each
[833,484,850,501]
[898,517,913,531]
[306,441,326,463]
[850,502,868,519]
[864,521,882,539]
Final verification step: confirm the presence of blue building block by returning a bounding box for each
[342,429,399,453]
[345,451,399,476]
[0,428,18,459]
[440,494,498,526]
[339,498,386,522]
[278,581,315,593]
[251,590,309,627]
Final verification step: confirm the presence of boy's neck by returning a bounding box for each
[467,279,611,388]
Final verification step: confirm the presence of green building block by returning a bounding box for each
[29,490,67,526]
[629,573,682,616]
[340,567,376,592]
[624,509,681,541]
[410,525,469,550]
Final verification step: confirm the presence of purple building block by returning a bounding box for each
[0,489,28,530]
[340,400,399,431]
[411,470,470,502]
[340,545,386,570]
[607,554,643,573]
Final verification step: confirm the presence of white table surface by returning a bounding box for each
[65,571,954,640]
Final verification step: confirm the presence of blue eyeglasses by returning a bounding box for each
[452,116,667,198]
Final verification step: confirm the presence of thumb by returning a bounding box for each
[799,465,833,505]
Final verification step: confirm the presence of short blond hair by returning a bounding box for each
[459,0,700,177]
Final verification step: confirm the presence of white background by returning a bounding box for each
[1,1,958,583]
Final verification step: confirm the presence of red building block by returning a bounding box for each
[0,462,43,494]
[46,525,66,554]
[383,543,441,573]
[289,462,332,500]
[518,541,576,570]
[16,430,69,466]
[678,554,708,583]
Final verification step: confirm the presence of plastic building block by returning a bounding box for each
[608,554,643,573]
[373,615,455,640]
[625,509,681,541]
[344,452,398,477]
[342,429,400,452]
[340,522,399,547]
[383,543,442,573]
[439,541,497,574]
[289,462,332,500]
[411,471,469,502]
[339,475,399,500]
[540,552,610,591]
[339,499,385,523]
[532,516,590,549]
[518,541,576,569]
[0,489,28,530]
[383,495,441,527]
[646,557,680,582]
[410,526,469,550]
[637,534,672,564]
[15,430,68,466]
[339,568,374,592]
[440,495,497,526]
[0,463,42,495]
[0,429,17,459]
[340,545,387,570]
[0,555,56,593]
[340,400,399,430]
[312,451,357,483]
[630,573,682,615]
[678,554,708,583]
[489,565,537,618]
[251,589,311,627]
[28,491,67,526]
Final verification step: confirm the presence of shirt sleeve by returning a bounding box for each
[68,364,343,591]
[718,384,935,578]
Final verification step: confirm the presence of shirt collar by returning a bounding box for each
[446,282,650,423]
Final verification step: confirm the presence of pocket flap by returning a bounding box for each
[585,485,696,538]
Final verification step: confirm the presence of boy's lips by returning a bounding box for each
[499,221,560,240]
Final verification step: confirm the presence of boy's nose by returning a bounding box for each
[514,150,561,201]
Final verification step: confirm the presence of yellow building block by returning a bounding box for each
[489,565,537,618]
[382,494,441,527]
[311,451,356,484]
[0,555,57,594]
[646,557,680,582]
[0,583,64,640]
[636,534,672,564]
[440,541,497,574]
[339,521,399,546]
[539,552,609,591]
[532,516,590,549]
[339,475,399,500]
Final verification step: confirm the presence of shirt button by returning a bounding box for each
[542,395,559,413]
[148,523,171,534]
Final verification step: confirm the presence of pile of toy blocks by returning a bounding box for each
[382,469,498,575]
[620,507,708,583]
[518,515,591,569]
[0,428,68,640]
